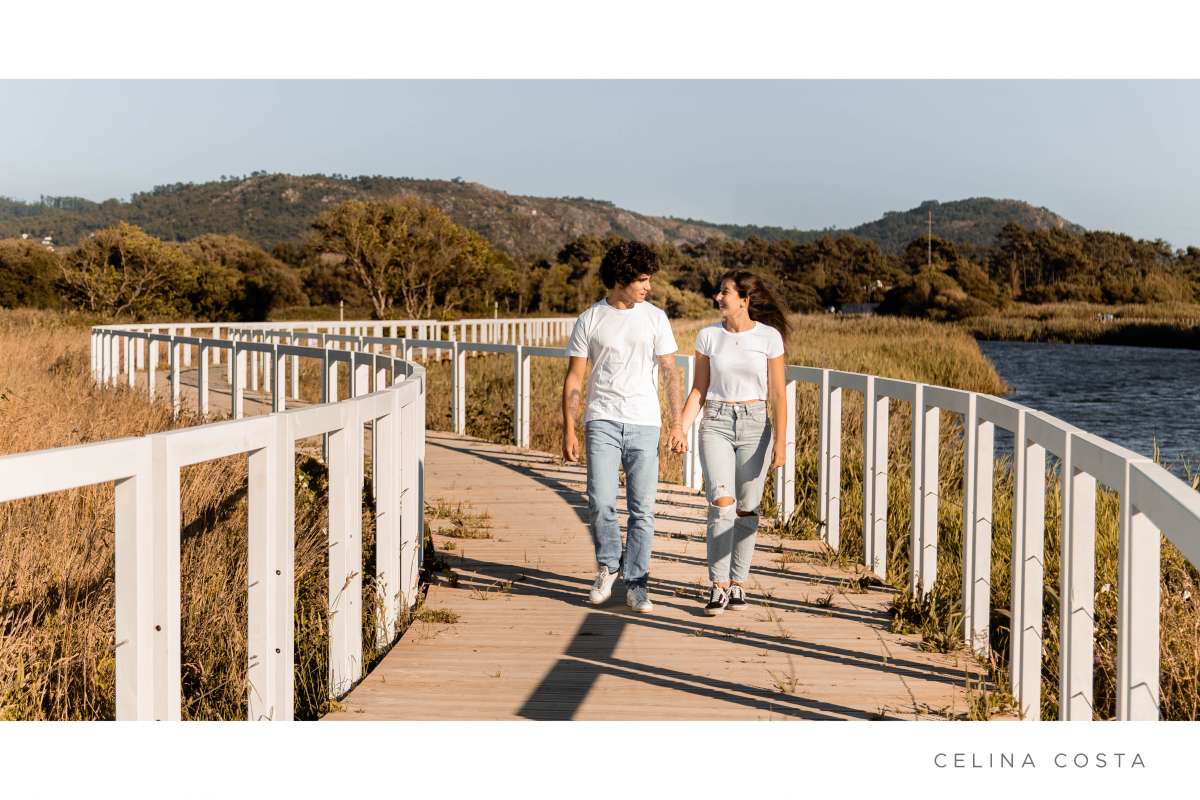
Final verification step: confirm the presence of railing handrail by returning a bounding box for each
[6,314,1200,722]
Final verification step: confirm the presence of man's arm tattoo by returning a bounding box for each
[658,355,684,425]
[566,387,582,420]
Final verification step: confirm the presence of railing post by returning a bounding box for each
[249,336,260,393]
[1117,469,1161,720]
[451,341,466,435]
[231,342,246,419]
[182,326,192,367]
[198,342,210,416]
[136,335,145,371]
[825,381,842,550]
[226,331,236,385]
[864,377,888,579]
[916,391,936,597]
[99,331,107,385]
[675,355,703,492]
[212,326,221,366]
[353,352,370,396]
[512,346,525,447]
[109,331,120,387]
[779,377,797,523]
[376,396,400,646]
[101,332,109,386]
[169,337,181,417]
[320,346,335,461]
[247,414,295,720]
[681,356,695,489]
[270,345,285,413]
[90,329,98,381]
[1011,416,1045,720]
[965,398,993,656]
[291,333,301,401]
[817,370,831,545]
[687,410,703,492]
[148,339,158,401]
[327,402,363,697]
[147,435,182,721]
[125,336,135,388]
[413,372,427,576]
[113,439,157,720]
[1060,433,1096,719]
[323,345,338,404]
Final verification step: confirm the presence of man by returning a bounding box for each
[562,241,683,613]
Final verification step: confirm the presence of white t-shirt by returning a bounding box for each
[567,299,678,427]
[694,321,785,402]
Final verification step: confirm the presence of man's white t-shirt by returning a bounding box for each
[567,299,678,427]
[694,321,785,402]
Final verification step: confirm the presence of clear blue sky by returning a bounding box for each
[1,80,1197,248]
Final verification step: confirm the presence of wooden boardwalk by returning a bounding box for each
[325,432,987,721]
[161,363,986,720]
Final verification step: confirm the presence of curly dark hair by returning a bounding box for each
[719,269,791,343]
[599,241,660,289]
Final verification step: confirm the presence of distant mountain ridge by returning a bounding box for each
[0,173,1086,259]
[676,197,1085,253]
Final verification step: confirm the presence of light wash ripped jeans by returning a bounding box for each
[585,419,660,588]
[699,401,772,584]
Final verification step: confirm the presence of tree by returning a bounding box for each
[878,268,993,321]
[0,239,63,308]
[180,234,305,320]
[310,196,506,319]
[902,234,960,273]
[59,223,199,319]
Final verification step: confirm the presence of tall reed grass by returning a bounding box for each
[964,302,1200,349]
[0,310,397,720]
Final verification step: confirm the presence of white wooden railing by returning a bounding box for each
[776,368,1200,721]
[3,314,1199,722]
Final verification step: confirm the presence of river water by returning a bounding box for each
[977,340,1200,472]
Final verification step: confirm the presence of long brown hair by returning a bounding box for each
[718,270,790,342]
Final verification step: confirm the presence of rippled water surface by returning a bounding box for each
[977,340,1200,471]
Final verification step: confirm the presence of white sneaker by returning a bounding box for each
[625,584,654,613]
[589,565,619,605]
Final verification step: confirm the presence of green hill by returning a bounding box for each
[0,174,727,262]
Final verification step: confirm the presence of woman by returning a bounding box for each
[669,270,789,615]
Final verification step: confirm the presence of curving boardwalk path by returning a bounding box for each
[324,432,988,721]
[158,362,987,720]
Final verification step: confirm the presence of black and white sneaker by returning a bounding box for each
[727,584,748,610]
[704,584,730,616]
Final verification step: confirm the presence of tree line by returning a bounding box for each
[2,195,1198,323]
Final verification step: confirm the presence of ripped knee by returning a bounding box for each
[736,507,760,518]
[709,496,737,521]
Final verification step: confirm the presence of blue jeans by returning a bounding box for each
[699,401,772,583]
[585,420,660,588]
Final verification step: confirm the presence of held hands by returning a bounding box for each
[667,425,689,454]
